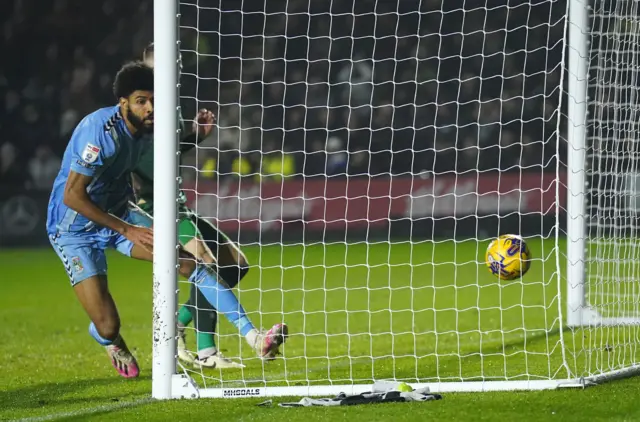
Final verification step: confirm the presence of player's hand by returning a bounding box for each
[193,108,215,138]
[123,224,154,252]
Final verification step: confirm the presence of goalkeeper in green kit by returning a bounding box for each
[130,43,288,369]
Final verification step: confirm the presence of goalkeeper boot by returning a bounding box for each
[177,326,196,365]
[195,351,246,369]
[255,323,289,360]
[105,337,139,378]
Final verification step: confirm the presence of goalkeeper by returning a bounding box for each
[128,43,287,369]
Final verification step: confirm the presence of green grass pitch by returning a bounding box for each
[1,239,640,421]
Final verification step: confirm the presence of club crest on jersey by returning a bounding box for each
[82,143,100,164]
[71,256,84,273]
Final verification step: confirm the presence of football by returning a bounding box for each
[485,235,532,280]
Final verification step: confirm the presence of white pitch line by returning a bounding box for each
[12,398,153,422]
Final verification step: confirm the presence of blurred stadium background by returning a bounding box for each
[3,0,640,421]
[0,0,567,247]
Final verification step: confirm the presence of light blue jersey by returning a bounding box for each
[46,105,152,285]
[46,105,259,344]
[47,105,151,235]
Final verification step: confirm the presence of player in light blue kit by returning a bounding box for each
[47,61,287,378]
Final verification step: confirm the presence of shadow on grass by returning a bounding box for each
[227,327,569,388]
[414,326,568,381]
[485,327,564,354]
[0,375,151,412]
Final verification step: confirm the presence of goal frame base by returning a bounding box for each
[168,366,640,399]
[567,307,640,327]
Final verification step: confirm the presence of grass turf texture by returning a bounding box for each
[1,239,639,421]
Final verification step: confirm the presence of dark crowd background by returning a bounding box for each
[0,0,569,190]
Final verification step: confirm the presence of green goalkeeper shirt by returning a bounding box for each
[132,118,202,214]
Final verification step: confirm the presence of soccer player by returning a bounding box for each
[46,61,288,378]
[129,43,271,369]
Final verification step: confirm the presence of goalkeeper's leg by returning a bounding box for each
[127,209,288,361]
[193,213,250,289]
[176,216,222,366]
[131,242,288,361]
[183,286,247,368]
[180,218,244,368]
[126,206,237,367]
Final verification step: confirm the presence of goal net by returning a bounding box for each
[580,0,640,376]
[151,0,640,399]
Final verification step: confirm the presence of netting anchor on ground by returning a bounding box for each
[171,374,200,399]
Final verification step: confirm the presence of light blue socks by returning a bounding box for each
[189,264,255,336]
[89,322,114,346]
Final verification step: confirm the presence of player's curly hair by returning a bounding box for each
[113,61,154,99]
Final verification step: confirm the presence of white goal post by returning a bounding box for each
[152,0,640,400]
[152,0,179,400]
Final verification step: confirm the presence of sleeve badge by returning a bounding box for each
[82,143,101,164]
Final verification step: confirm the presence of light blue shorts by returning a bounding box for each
[48,210,152,286]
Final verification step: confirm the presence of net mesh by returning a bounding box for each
[168,0,639,390]
[581,0,640,376]
[587,1,640,316]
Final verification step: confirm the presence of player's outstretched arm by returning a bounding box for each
[63,170,154,251]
